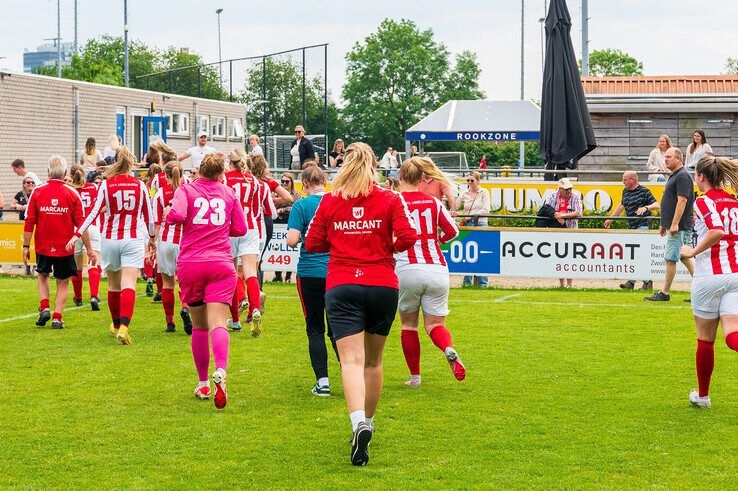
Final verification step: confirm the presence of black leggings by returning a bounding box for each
[297,276,339,380]
[257,215,274,287]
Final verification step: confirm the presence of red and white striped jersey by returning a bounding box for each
[76,182,101,227]
[694,188,738,276]
[395,190,459,271]
[75,174,154,240]
[153,183,183,244]
[231,174,270,234]
[149,171,167,191]
[222,169,246,189]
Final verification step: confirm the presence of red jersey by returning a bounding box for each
[76,174,154,240]
[24,179,85,257]
[223,169,246,189]
[231,174,269,234]
[395,191,459,271]
[305,185,418,290]
[153,183,183,244]
[693,188,738,276]
[76,182,101,227]
[262,178,280,218]
[149,171,167,191]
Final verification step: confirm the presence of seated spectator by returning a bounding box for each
[80,137,104,175]
[11,159,42,186]
[329,139,346,168]
[545,178,583,288]
[646,135,671,182]
[11,177,36,220]
[143,145,160,168]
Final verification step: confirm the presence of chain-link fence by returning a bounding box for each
[135,44,328,168]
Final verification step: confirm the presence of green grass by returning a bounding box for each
[0,275,736,488]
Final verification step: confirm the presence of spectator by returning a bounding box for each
[418,168,457,210]
[605,171,660,290]
[380,146,398,169]
[455,171,491,288]
[646,147,695,301]
[178,130,218,170]
[646,134,672,182]
[11,159,42,186]
[410,145,419,157]
[143,145,160,168]
[290,125,315,171]
[479,155,488,169]
[103,134,121,164]
[11,177,37,220]
[382,177,401,192]
[329,139,346,168]
[23,155,96,330]
[273,172,301,283]
[80,137,104,175]
[249,134,263,154]
[545,178,583,288]
[685,129,713,170]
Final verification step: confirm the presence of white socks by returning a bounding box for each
[318,377,329,388]
[349,410,366,431]
[365,416,374,426]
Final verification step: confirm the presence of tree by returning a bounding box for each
[341,19,485,151]
[145,47,226,100]
[582,49,644,76]
[725,57,738,74]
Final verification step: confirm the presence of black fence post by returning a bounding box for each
[324,44,328,145]
[302,48,306,127]
[229,60,233,102]
[197,66,202,98]
[168,71,172,94]
[262,56,267,159]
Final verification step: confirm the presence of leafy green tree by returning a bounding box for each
[145,47,226,100]
[581,49,644,76]
[725,57,738,74]
[341,19,485,152]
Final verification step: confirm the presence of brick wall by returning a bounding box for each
[0,72,245,200]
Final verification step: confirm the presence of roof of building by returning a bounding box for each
[582,75,738,95]
[405,100,541,142]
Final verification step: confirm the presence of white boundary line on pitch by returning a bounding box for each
[493,293,522,303]
[0,294,147,324]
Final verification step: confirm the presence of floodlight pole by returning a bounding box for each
[56,0,61,77]
[124,0,129,87]
[74,0,78,55]
[581,0,590,75]
[216,8,223,85]
[519,0,525,171]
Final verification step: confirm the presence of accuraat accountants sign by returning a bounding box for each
[440,228,691,280]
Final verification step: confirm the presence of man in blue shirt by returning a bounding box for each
[286,165,336,396]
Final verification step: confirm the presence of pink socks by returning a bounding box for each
[191,329,210,383]
[211,326,230,371]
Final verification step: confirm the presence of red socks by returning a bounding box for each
[143,259,153,279]
[40,298,50,311]
[401,330,421,375]
[52,311,62,321]
[88,266,101,298]
[236,277,246,304]
[155,273,163,294]
[72,270,83,300]
[119,288,136,326]
[726,332,738,352]
[696,339,715,397]
[108,290,121,327]
[429,326,453,352]
[229,291,240,323]
[246,276,261,316]
[162,288,175,324]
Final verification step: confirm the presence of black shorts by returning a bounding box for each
[325,284,398,341]
[36,253,78,280]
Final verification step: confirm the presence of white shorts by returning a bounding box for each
[156,241,180,276]
[231,229,263,260]
[397,265,450,316]
[74,225,101,254]
[101,237,145,272]
[691,273,738,319]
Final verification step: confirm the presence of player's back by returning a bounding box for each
[100,174,150,239]
[694,188,738,275]
[396,190,459,270]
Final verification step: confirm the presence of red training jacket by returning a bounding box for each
[24,179,85,257]
[305,185,418,290]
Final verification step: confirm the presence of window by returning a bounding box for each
[198,115,209,134]
[211,116,226,138]
[229,118,244,139]
[165,112,189,136]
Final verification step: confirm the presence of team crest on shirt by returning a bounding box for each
[51,199,58,206]
[352,207,364,219]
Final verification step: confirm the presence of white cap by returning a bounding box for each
[197,130,208,138]
[558,177,574,189]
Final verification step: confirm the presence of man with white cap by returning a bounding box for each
[544,178,583,288]
[178,130,218,170]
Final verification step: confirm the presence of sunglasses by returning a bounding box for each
[466,179,476,183]
[24,180,35,184]
[294,130,303,134]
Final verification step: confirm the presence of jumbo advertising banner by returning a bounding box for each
[0,222,31,265]
[261,224,691,281]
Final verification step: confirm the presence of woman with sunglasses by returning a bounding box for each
[273,172,301,283]
[12,177,36,220]
[290,125,315,171]
[453,171,490,287]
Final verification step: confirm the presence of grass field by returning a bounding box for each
[1,275,737,488]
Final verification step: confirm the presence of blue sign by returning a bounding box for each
[405,131,541,142]
[441,230,501,275]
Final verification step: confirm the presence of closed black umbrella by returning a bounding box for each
[539,0,596,180]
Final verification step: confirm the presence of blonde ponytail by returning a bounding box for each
[399,156,452,187]
[331,142,376,199]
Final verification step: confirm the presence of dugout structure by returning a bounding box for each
[405,100,541,167]
[136,44,329,168]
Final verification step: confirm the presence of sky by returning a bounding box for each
[2,0,738,104]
